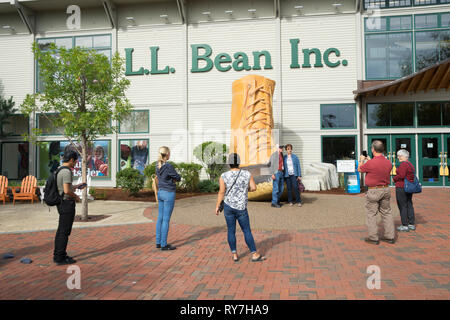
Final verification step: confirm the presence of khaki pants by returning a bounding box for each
[365,188,395,241]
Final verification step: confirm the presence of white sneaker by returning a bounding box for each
[297,203,302,207]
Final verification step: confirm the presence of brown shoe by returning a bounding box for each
[380,238,395,244]
[364,238,379,245]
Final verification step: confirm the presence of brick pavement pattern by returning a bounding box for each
[0,189,448,300]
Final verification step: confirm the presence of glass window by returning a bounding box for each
[119,140,149,175]
[390,16,412,30]
[421,138,439,158]
[321,104,355,129]
[322,136,356,166]
[37,39,54,51]
[368,104,390,127]
[443,102,450,125]
[38,114,65,135]
[96,49,111,61]
[1,142,29,180]
[389,0,411,6]
[119,111,149,133]
[55,37,73,49]
[415,14,438,29]
[75,36,92,48]
[365,0,387,9]
[1,114,28,136]
[441,13,450,28]
[391,103,414,126]
[439,30,450,61]
[93,35,110,48]
[366,34,388,79]
[416,31,441,71]
[37,140,111,180]
[365,17,387,32]
[417,103,441,126]
[414,0,438,5]
[388,32,413,78]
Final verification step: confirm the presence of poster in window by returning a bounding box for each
[38,140,111,179]
[119,140,149,175]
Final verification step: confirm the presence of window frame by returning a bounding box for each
[118,110,150,134]
[117,139,150,174]
[320,104,357,130]
[35,34,112,93]
[0,113,29,137]
[321,135,358,164]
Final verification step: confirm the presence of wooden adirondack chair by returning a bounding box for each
[0,175,8,205]
[12,175,38,205]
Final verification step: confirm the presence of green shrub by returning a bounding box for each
[177,162,202,192]
[193,141,229,182]
[116,168,145,196]
[198,180,219,193]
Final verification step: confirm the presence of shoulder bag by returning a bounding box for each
[403,162,422,194]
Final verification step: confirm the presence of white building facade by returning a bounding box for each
[0,0,449,187]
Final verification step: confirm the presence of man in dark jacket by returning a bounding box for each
[268,145,284,208]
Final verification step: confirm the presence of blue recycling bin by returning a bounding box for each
[344,160,360,193]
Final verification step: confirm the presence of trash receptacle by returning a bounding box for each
[344,160,360,193]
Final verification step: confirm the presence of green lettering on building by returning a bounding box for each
[214,53,232,72]
[124,48,144,76]
[191,44,213,73]
[290,39,300,69]
[252,51,273,70]
[323,48,341,68]
[150,46,170,74]
[302,48,323,68]
[233,52,252,71]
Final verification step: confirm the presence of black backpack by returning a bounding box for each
[43,166,70,206]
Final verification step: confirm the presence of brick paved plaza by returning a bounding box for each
[0,189,449,300]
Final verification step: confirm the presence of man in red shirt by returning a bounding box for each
[358,140,395,245]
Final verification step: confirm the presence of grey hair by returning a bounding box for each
[397,149,409,159]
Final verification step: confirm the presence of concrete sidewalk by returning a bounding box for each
[0,200,155,234]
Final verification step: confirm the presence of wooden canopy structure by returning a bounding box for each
[354,58,450,99]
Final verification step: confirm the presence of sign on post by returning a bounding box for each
[336,160,356,173]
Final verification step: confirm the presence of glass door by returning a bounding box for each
[392,134,416,170]
[418,134,442,186]
[444,134,450,187]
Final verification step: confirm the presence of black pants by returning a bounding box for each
[395,187,415,226]
[53,199,76,261]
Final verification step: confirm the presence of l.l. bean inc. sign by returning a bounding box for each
[124,38,349,76]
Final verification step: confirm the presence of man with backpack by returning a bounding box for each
[52,150,85,265]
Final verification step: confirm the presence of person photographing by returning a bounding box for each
[358,140,395,245]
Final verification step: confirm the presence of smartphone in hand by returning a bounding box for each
[77,183,87,189]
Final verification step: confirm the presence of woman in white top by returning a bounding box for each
[215,153,266,262]
[283,144,302,207]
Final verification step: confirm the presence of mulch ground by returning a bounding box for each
[92,188,213,202]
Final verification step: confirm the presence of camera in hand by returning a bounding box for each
[362,151,368,157]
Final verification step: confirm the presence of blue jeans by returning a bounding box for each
[223,203,257,253]
[156,189,176,247]
[272,171,284,205]
[286,175,301,204]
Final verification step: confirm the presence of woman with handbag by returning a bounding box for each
[155,146,181,250]
[215,153,266,262]
[393,149,416,232]
[283,144,303,207]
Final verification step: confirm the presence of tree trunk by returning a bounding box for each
[81,136,89,221]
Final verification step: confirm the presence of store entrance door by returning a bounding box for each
[418,134,443,187]
[444,134,450,186]
[392,134,416,171]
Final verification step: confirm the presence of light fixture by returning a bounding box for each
[126,16,135,21]
[160,14,168,18]
[225,10,233,15]
[2,25,14,30]
[248,8,256,13]
[332,3,342,7]
[202,11,211,15]
[294,5,303,9]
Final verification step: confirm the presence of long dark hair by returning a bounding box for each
[228,153,240,169]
